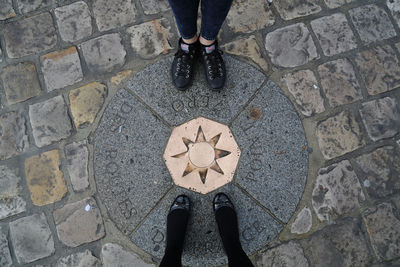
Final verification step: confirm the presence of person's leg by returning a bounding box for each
[168,0,200,42]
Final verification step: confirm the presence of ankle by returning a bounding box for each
[182,35,198,45]
[199,36,215,46]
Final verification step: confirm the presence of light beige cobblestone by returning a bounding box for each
[93,0,137,32]
[65,141,89,191]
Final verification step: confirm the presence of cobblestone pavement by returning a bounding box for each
[0,0,400,266]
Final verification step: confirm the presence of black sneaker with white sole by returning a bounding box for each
[200,40,226,90]
[171,38,198,90]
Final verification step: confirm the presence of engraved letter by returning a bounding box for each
[120,102,133,113]
[105,149,118,160]
[106,162,119,175]
[250,159,262,171]
[242,226,254,241]
[118,199,136,219]
[172,100,184,112]
[151,227,165,244]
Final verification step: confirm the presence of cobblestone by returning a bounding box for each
[101,243,155,267]
[256,241,309,267]
[65,141,89,191]
[360,97,400,141]
[0,227,12,267]
[29,95,72,147]
[41,47,83,91]
[0,165,26,220]
[324,0,354,8]
[55,250,100,267]
[387,0,400,27]
[3,12,57,58]
[93,0,136,32]
[291,207,312,234]
[0,0,15,20]
[10,213,55,263]
[0,111,29,160]
[54,1,92,43]
[318,58,362,107]
[140,0,169,15]
[17,0,56,14]
[274,0,321,20]
[54,197,105,247]
[25,150,67,206]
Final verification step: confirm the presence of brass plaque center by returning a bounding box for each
[189,142,215,168]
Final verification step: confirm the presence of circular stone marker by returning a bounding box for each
[94,56,308,266]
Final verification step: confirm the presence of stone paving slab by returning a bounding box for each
[0,227,12,267]
[0,111,29,160]
[0,165,26,220]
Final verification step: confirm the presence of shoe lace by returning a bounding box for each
[204,49,224,80]
[174,49,195,78]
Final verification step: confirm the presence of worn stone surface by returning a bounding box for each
[127,19,173,59]
[281,69,325,117]
[111,70,133,86]
[387,0,400,27]
[69,82,106,128]
[324,0,354,8]
[265,23,318,68]
[3,12,57,58]
[312,160,365,222]
[291,207,312,234]
[222,35,270,72]
[311,13,357,56]
[302,217,373,267]
[9,213,55,263]
[349,5,396,44]
[318,58,362,107]
[0,0,15,20]
[29,95,72,147]
[93,0,136,31]
[0,165,26,220]
[363,203,400,261]
[360,97,400,141]
[65,141,89,191]
[101,243,155,267]
[55,250,100,267]
[41,47,83,91]
[140,0,169,15]
[25,150,67,206]
[274,0,321,20]
[0,111,29,160]
[55,1,92,42]
[1,62,41,104]
[54,197,105,247]
[256,241,309,267]
[226,0,275,33]
[81,33,126,74]
[17,0,56,14]
[355,45,400,95]
[0,228,12,267]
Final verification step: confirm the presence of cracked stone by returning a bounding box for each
[281,69,325,117]
[0,165,26,220]
[387,0,400,27]
[101,243,155,267]
[127,19,173,59]
[65,141,89,191]
[256,241,309,267]
[311,13,357,56]
[54,197,105,247]
[3,12,57,58]
[55,250,100,267]
[274,0,321,20]
[0,228,12,267]
[140,0,169,15]
[316,111,365,159]
[318,58,362,107]
[55,1,92,42]
[69,82,106,128]
[81,33,126,73]
[10,213,55,263]
[291,207,312,234]
[226,0,275,33]
[29,95,72,147]
[312,160,364,222]
[17,0,56,14]
[354,45,400,95]
[324,0,354,8]
[349,5,396,44]
[41,47,83,91]
[93,0,136,31]
[25,150,67,206]
[353,146,400,199]
[1,62,41,104]
[0,111,29,160]
[0,0,15,20]
[363,203,400,261]
[265,23,318,68]
[360,97,400,141]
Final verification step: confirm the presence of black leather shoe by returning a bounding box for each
[169,195,190,214]
[171,38,198,90]
[200,40,226,91]
[213,192,234,213]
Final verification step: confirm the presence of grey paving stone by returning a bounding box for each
[312,160,365,222]
[93,0,136,32]
[349,5,396,44]
[0,228,12,267]
[360,97,400,141]
[291,207,312,234]
[1,62,41,104]
[318,58,362,107]
[311,13,357,56]
[0,165,26,220]
[55,250,100,267]
[323,0,354,8]
[65,141,89,191]
[17,0,56,14]
[0,111,29,160]
[354,45,400,96]
[363,203,400,261]
[10,213,55,263]
[127,19,173,59]
[353,146,400,199]
[81,33,126,74]
[265,23,318,68]
[302,217,373,267]
[316,111,365,159]
[131,185,282,266]
[3,12,57,58]
[0,0,15,20]
[53,197,105,247]
[387,0,400,27]
[281,69,325,117]
[274,0,321,20]
[55,1,92,42]
[140,0,169,15]
[256,241,309,267]
[101,243,155,267]
[29,95,72,147]
[41,47,83,91]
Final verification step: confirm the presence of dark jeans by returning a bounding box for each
[168,0,233,41]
